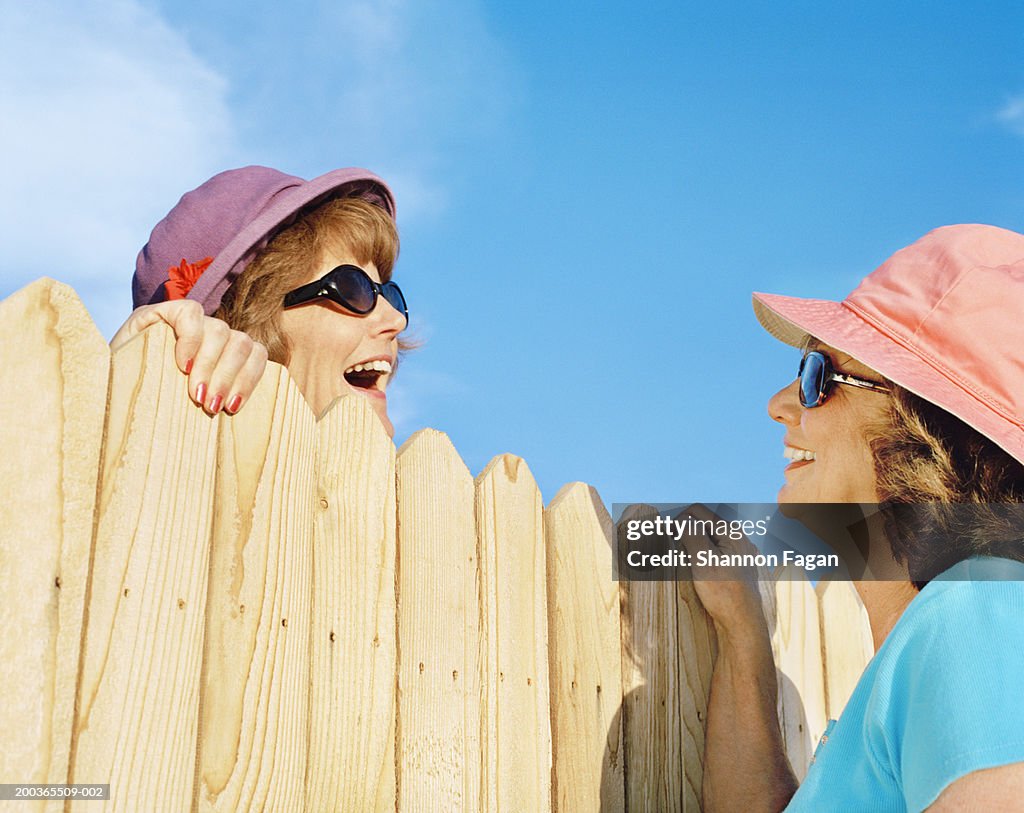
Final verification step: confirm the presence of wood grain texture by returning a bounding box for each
[769,567,827,782]
[619,504,685,812]
[675,577,717,810]
[0,278,860,811]
[306,396,397,812]
[544,483,624,813]
[815,580,872,722]
[195,366,316,812]
[621,578,683,811]
[476,455,552,813]
[395,430,480,812]
[70,324,218,812]
[0,280,108,812]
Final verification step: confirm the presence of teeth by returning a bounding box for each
[784,446,816,462]
[345,359,393,375]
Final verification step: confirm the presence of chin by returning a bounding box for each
[777,479,803,504]
[777,485,826,505]
[777,487,799,505]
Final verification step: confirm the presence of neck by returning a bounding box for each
[855,580,918,651]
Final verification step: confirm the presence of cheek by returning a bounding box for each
[325,320,368,362]
[284,309,364,361]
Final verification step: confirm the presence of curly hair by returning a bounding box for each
[214,193,408,364]
[870,386,1024,587]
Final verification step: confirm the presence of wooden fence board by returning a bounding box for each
[476,455,551,813]
[770,568,828,782]
[816,580,873,722]
[622,577,679,810]
[0,280,108,811]
[70,324,218,812]
[675,578,717,810]
[195,366,316,812]
[306,397,397,812]
[621,578,683,810]
[619,503,685,812]
[544,483,624,813]
[395,430,480,812]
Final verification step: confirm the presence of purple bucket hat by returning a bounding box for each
[133,165,397,315]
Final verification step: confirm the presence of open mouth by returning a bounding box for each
[784,445,816,465]
[343,359,392,394]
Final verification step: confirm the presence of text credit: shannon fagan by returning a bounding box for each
[613,503,843,581]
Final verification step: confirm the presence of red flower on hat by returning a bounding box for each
[164,257,214,300]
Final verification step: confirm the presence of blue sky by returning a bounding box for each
[2,0,1022,507]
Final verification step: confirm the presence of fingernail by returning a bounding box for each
[226,395,243,414]
[195,382,207,405]
[209,394,223,414]
[184,358,194,375]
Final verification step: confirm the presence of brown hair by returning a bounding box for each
[214,195,405,364]
[870,386,1024,586]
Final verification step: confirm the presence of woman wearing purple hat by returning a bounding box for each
[691,225,1024,811]
[110,165,409,435]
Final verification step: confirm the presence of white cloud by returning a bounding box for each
[0,0,236,337]
[996,95,1024,136]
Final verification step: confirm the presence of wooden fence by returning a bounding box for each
[0,279,874,812]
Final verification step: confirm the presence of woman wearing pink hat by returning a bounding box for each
[110,165,409,435]
[694,225,1024,811]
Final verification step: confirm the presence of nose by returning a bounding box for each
[768,378,801,426]
[369,295,407,337]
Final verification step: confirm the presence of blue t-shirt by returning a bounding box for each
[785,556,1024,812]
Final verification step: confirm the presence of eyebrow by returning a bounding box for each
[801,338,860,371]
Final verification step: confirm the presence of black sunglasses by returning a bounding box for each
[797,350,889,408]
[283,264,408,327]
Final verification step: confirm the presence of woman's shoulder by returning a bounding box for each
[859,556,1024,811]
[861,554,1024,734]
[895,555,1024,638]
[862,555,1024,729]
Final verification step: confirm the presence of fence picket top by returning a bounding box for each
[0,277,108,795]
[546,480,602,513]
[397,425,467,467]
[475,451,536,487]
[544,480,618,624]
[0,276,107,343]
[316,393,395,458]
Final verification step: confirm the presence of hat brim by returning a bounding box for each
[187,168,396,315]
[752,291,1024,465]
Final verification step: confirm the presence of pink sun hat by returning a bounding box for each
[133,165,396,315]
[753,224,1024,465]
